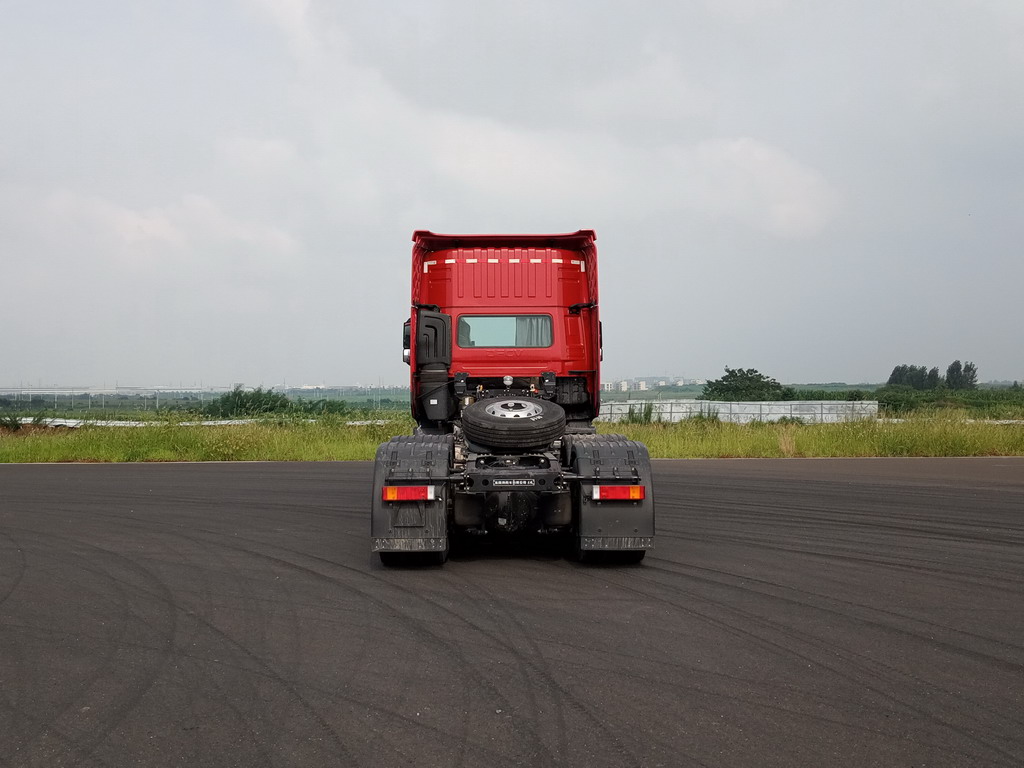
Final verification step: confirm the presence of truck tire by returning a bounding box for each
[461,397,566,450]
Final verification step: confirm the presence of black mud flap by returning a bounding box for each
[570,435,655,553]
[371,435,453,555]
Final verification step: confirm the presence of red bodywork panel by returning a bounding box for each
[409,230,601,415]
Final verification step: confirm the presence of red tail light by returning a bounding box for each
[381,485,436,502]
[592,485,645,501]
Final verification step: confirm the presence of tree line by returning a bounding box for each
[886,360,978,391]
[701,368,867,402]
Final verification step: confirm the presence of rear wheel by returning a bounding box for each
[571,547,646,565]
[614,550,646,564]
[434,544,450,565]
[378,548,449,567]
[378,552,407,567]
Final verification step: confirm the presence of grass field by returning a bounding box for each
[0,416,411,463]
[612,417,1024,458]
[1,413,1022,462]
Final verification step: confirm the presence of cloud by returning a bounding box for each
[573,49,712,127]
[16,188,297,280]
[43,190,185,257]
[681,138,840,238]
[420,117,838,237]
[220,137,299,175]
[246,0,321,63]
[8,0,1020,385]
[238,4,839,239]
[704,0,793,23]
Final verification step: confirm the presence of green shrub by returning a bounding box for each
[0,414,22,432]
[622,401,657,424]
[202,386,290,417]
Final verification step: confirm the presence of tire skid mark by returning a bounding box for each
[644,560,1024,666]
[148,532,362,768]
[5,461,1024,766]
[414,548,707,758]
[381,569,539,768]
[145,577,362,766]
[379,570,479,768]
[0,531,137,762]
[0,701,118,768]
[566,580,999,767]
[0,530,177,767]
[669,499,1024,548]
[656,528,1024,594]
[154,531,283,767]
[449,570,700,767]
[550,557,927,751]
[466,575,575,764]
[0,531,33,759]
[539,646,951,759]
[190,492,1021,765]
[659,502,1024,546]
[645,559,1024,739]
[0,529,27,609]
[434,574,573,767]
[571,562,1024,765]
[639,561,1024,738]
[5,525,343,767]
[402,565,708,768]
[48,538,178,765]
[162,528,529,767]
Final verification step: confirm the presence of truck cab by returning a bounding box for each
[371,231,654,566]
[404,230,601,432]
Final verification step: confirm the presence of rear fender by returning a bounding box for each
[571,435,655,550]
[371,435,453,553]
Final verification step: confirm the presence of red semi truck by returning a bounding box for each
[370,231,655,565]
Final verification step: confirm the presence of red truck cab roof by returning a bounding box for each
[413,230,596,252]
[411,230,599,310]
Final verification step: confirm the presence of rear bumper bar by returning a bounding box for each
[580,535,653,551]
[372,536,447,553]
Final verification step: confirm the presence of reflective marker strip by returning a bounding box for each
[382,485,436,502]
[424,258,587,271]
[592,485,645,501]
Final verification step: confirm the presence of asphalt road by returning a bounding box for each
[1,458,1022,768]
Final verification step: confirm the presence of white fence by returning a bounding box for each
[598,399,878,424]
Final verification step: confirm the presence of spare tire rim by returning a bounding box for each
[484,399,544,419]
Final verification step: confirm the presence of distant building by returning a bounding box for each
[601,382,614,392]
[618,380,629,392]
[637,381,649,391]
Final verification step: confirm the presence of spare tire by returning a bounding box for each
[461,397,566,450]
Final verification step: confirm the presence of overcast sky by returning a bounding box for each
[2,0,1022,388]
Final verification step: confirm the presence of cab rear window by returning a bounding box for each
[456,315,553,348]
